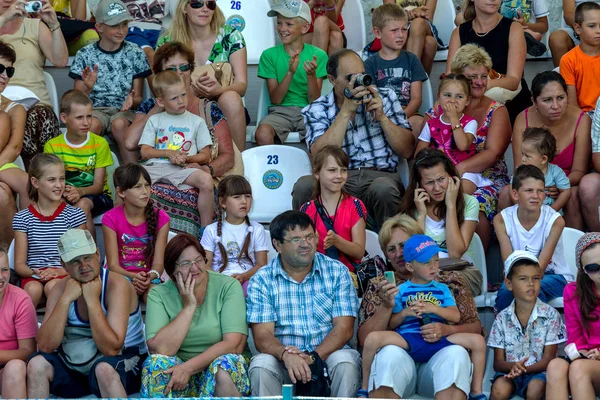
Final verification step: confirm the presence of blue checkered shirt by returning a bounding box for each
[302,87,412,172]
[247,252,358,352]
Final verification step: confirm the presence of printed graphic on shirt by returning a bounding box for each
[226,241,242,262]
[120,233,152,269]
[122,0,165,23]
[406,291,442,306]
[500,0,533,21]
[376,68,413,103]
[65,155,97,188]
[156,126,193,152]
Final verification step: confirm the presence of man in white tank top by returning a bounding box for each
[25,229,147,398]
[493,165,572,312]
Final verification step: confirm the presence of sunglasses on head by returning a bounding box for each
[189,0,216,9]
[0,63,15,78]
[584,263,600,274]
[166,64,192,73]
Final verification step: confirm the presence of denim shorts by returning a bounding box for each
[126,26,161,49]
[492,371,546,398]
[83,192,114,217]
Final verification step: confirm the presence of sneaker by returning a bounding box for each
[525,32,547,57]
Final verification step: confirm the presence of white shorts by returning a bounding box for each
[462,172,493,188]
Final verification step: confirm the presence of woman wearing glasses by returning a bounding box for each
[156,0,248,151]
[0,41,30,247]
[429,44,511,251]
[141,232,250,398]
[546,233,600,400]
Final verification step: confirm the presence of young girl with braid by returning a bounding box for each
[201,175,269,295]
[102,164,170,302]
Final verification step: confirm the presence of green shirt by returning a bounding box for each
[145,272,249,361]
[44,132,113,196]
[257,43,328,107]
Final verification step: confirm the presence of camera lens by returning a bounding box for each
[354,74,373,88]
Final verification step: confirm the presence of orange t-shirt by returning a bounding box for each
[560,45,600,112]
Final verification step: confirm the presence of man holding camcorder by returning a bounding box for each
[292,49,414,230]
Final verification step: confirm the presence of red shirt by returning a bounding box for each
[305,0,345,32]
[300,196,366,272]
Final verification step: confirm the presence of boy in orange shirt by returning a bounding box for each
[560,1,600,114]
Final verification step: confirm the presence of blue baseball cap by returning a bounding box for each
[404,234,441,263]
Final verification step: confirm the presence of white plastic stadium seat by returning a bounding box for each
[219,0,276,64]
[418,77,434,115]
[365,229,384,259]
[242,145,312,223]
[432,0,456,61]
[92,151,120,225]
[43,71,60,119]
[547,227,584,309]
[8,239,14,270]
[470,233,488,308]
[249,79,334,143]
[340,0,366,52]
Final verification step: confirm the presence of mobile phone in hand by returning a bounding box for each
[384,271,396,286]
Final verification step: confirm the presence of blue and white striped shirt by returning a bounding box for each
[247,252,358,352]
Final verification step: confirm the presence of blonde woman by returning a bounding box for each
[157,0,248,151]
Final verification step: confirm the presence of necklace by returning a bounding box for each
[473,14,502,37]
[320,193,343,226]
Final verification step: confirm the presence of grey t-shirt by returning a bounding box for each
[364,50,428,107]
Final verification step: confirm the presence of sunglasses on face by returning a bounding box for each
[584,263,600,274]
[0,63,15,78]
[189,0,216,10]
[166,64,192,73]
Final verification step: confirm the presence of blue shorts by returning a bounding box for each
[403,332,453,363]
[83,193,114,217]
[492,371,546,398]
[31,348,147,398]
[126,26,161,49]
[125,275,161,285]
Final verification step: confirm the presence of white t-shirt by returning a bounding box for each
[425,194,480,262]
[500,204,573,281]
[201,220,269,275]
[139,110,212,164]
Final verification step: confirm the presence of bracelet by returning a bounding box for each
[451,123,462,130]
[49,24,61,33]
[206,163,214,177]
[280,348,287,361]
[149,269,160,279]
[323,4,336,10]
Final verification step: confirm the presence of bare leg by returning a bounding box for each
[524,28,542,41]
[446,333,486,395]
[0,169,30,210]
[546,358,570,400]
[23,280,43,308]
[524,378,546,400]
[218,91,247,152]
[328,28,344,55]
[95,362,127,397]
[361,331,408,391]
[111,118,138,164]
[255,124,276,146]
[0,182,17,248]
[460,179,477,195]
[549,30,575,68]
[90,117,103,136]
[43,279,61,299]
[1,359,27,398]
[75,197,96,240]
[497,185,514,212]
[302,32,314,44]
[184,169,215,226]
[422,35,437,76]
[578,173,600,231]
[312,16,333,53]
[475,212,492,251]
[26,355,54,398]
[214,367,243,397]
[435,384,468,400]
[569,359,600,400]
[563,186,584,230]
[490,376,515,400]
[369,386,400,399]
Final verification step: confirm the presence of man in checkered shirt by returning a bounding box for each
[247,211,360,397]
[292,49,414,230]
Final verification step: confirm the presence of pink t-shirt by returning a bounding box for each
[102,205,170,272]
[0,284,38,351]
[420,113,478,165]
[563,282,600,351]
[300,196,367,272]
